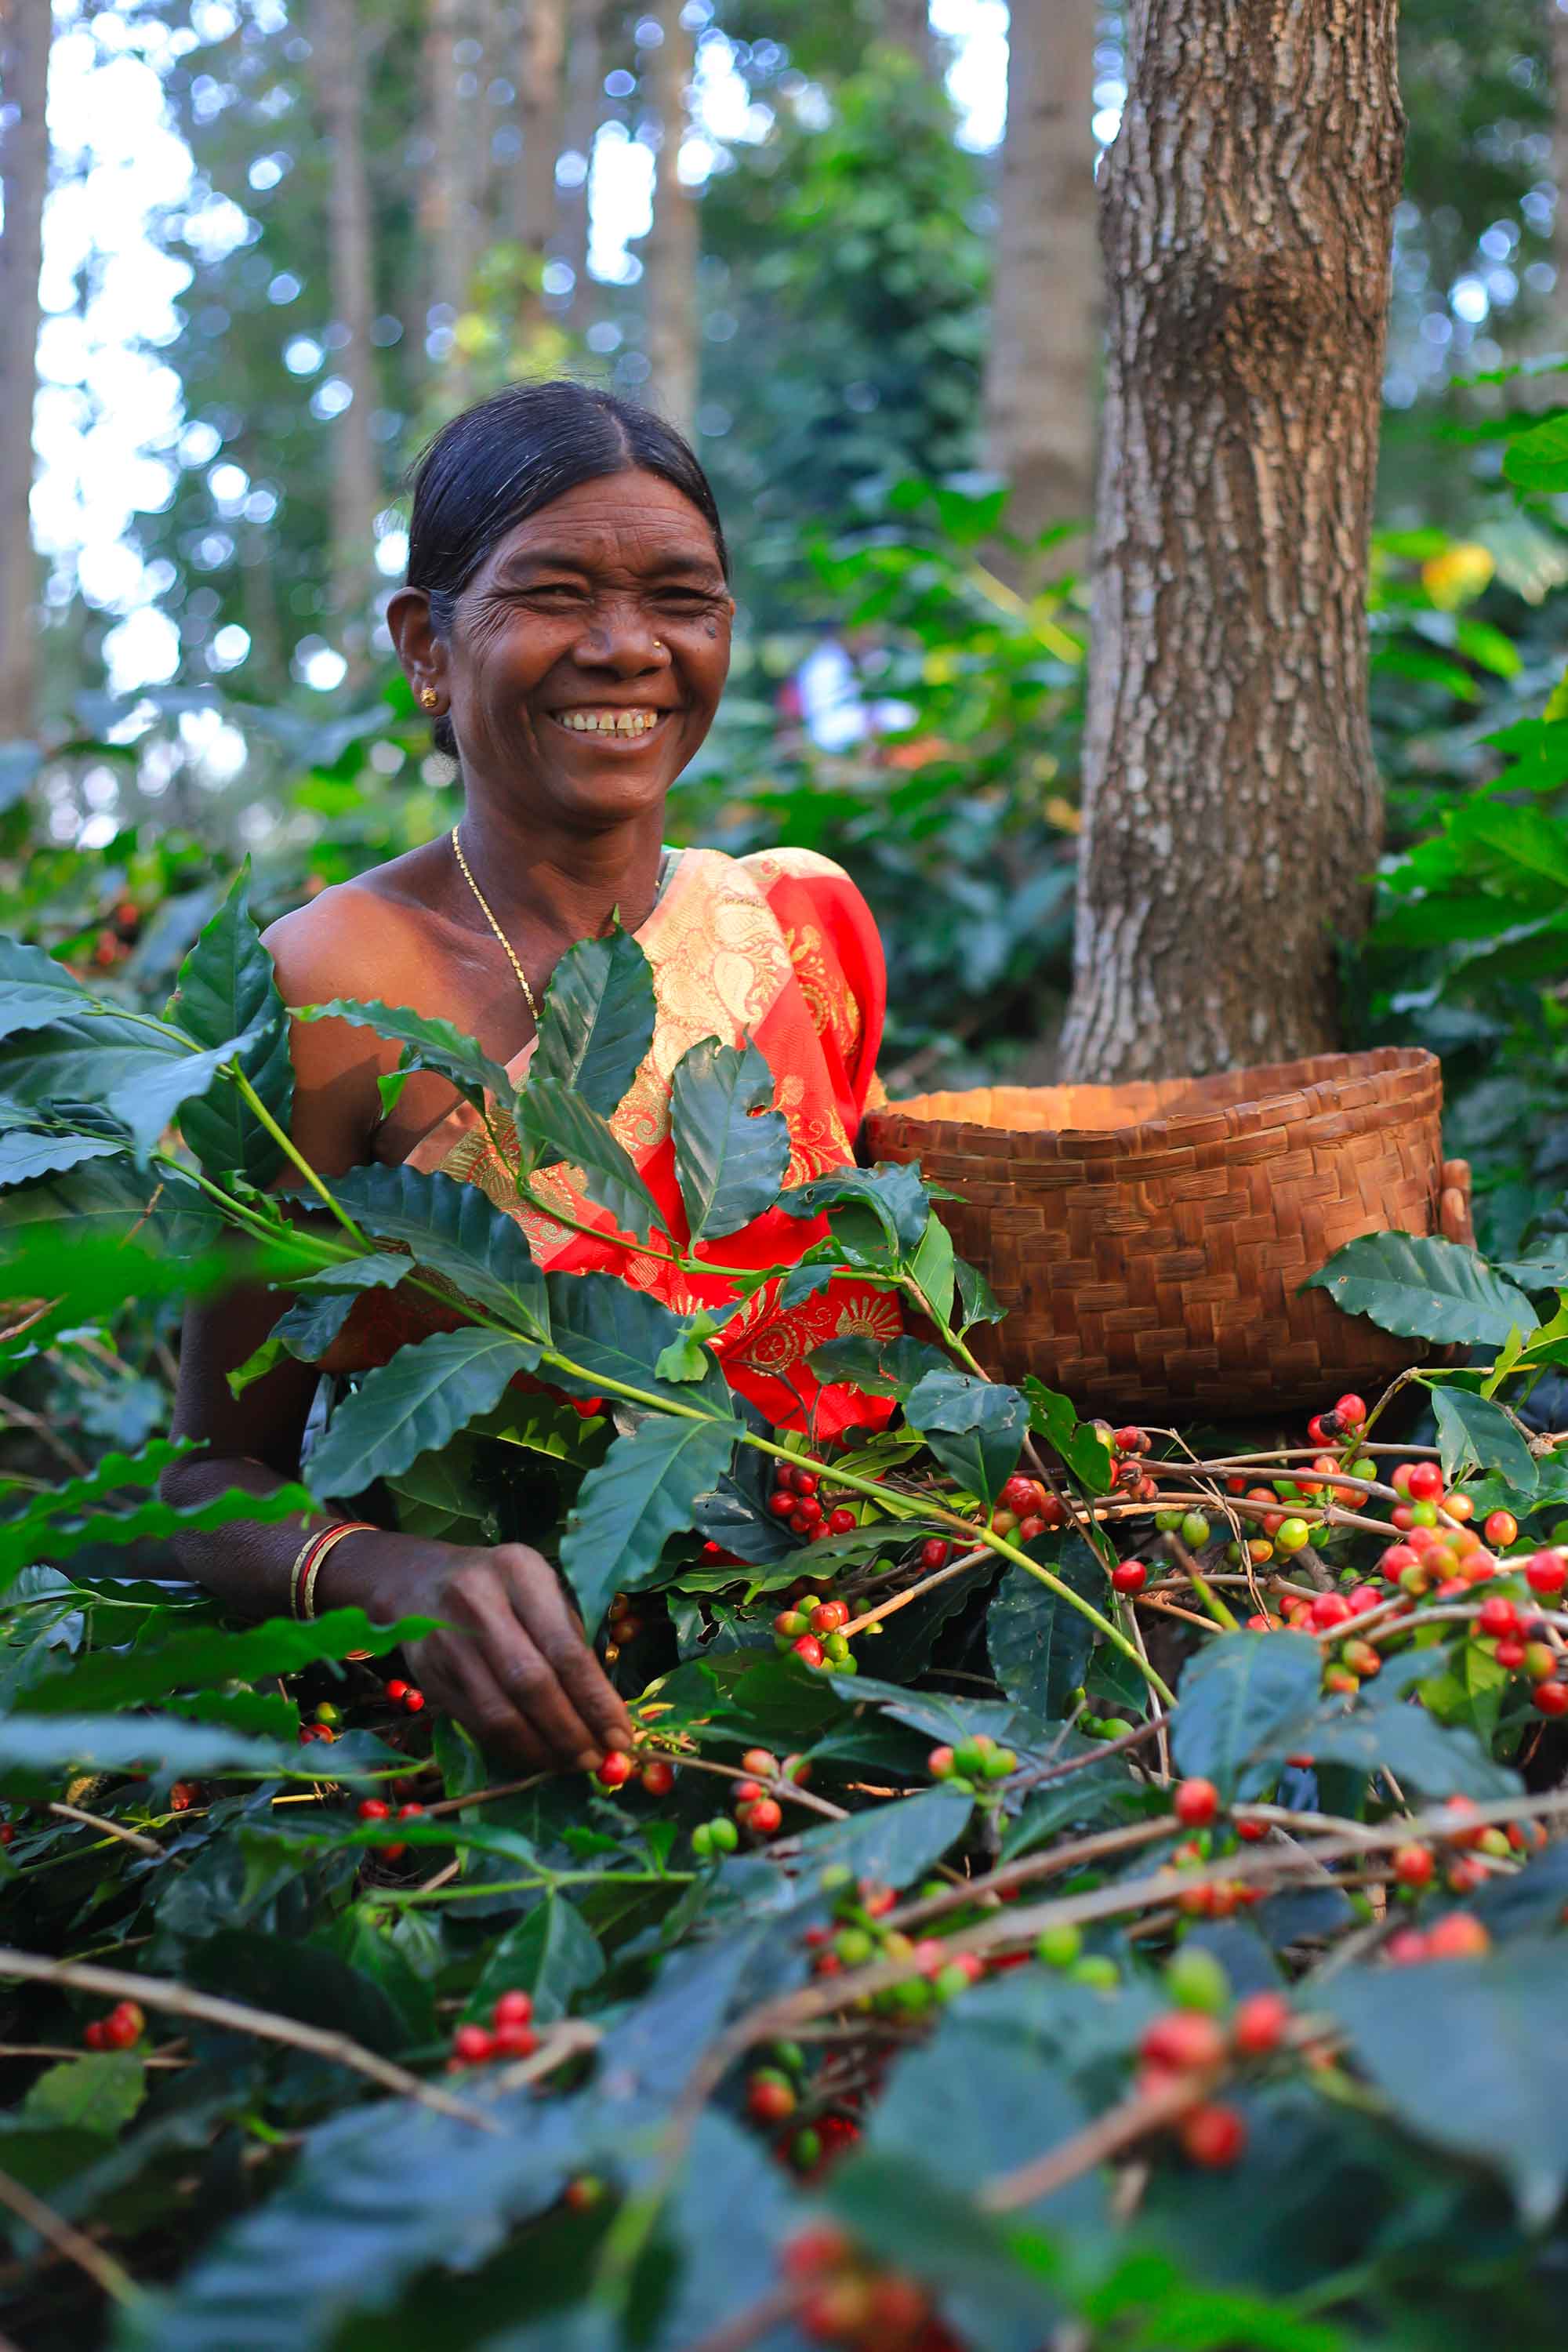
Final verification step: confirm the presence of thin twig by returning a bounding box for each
[673,1752,848,1823]
[0,2043,187,2069]
[47,1802,162,1857]
[0,2165,144,2307]
[0,1947,494,2130]
[423,1775,546,1819]
[1012,1711,1168,1791]
[839,1544,989,1642]
[979,2076,1198,2212]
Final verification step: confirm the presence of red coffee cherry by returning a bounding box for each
[1180,2101,1247,2167]
[920,1539,950,1570]
[744,1796,783,1836]
[452,2024,495,2065]
[1173,1777,1219,1828]
[827,1507,856,1534]
[1392,1842,1434,1887]
[596,1751,636,1788]
[384,1680,408,1702]
[1232,1991,1290,2056]
[1139,2010,1228,2074]
[639,1758,676,1798]
[358,1798,392,1822]
[1526,1550,1568,1598]
[102,2000,145,2050]
[1406,1461,1445,1503]
[1111,1559,1147,1595]
[492,1989,534,2029]
[1334,1393,1367,1430]
[1534,1679,1568,1716]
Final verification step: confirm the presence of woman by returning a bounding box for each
[167,380,893,1777]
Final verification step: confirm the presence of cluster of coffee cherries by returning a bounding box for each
[83,1999,145,2052]
[297,1676,426,1750]
[769,1460,860,1544]
[743,2038,863,2177]
[775,1590,859,1675]
[804,1870,984,2014]
[593,1747,676,1797]
[356,1795,426,1860]
[988,1471,1069,1542]
[926,1733,1017,1796]
[1131,1946,1299,2169]
[1156,1777,1272,1918]
[698,1746,811,1850]
[603,1593,645,1657]
[1388,1793,1546,1900]
[781,2225,963,2352]
[1102,1422,1160,1507]
[448,1988,538,2069]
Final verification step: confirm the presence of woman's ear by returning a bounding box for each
[386,587,445,706]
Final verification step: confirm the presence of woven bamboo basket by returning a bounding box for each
[864,1047,1472,1420]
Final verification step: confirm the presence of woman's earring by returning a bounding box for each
[419,688,439,711]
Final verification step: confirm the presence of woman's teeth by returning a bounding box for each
[555,709,662,736]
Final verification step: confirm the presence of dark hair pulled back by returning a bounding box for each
[404,379,730,756]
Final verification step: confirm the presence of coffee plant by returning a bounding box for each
[2,871,1568,2350]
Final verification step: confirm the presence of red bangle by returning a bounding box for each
[289,1522,378,1621]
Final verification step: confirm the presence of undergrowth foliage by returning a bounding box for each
[4,873,1568,2350]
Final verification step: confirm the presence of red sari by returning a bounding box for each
[332,845,900,1440]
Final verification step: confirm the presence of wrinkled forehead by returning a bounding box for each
[468,470,728,589]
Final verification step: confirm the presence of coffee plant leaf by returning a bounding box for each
[469,1895,606,2025]
[0,1712,292,1780]
[530,925,656,1116]
[1022,1378,1115,1493]
[112,1023,266,1162]
[169,860,295,1184]
[1301,1231,1535,1347]
[24,2051,147,2138]
[9,1610,438,1718]
[1425,1383,1539,1494]
[625,2111,797,2352]
[987,1541,1102,1723]
[546,1269,728,1410]
[307,1327,543,1497]
[904,1367,1028,1502]
[1491,1236,1568,1291]
[517,1077,667,1241]
[825,2151,1060,2350]
[832,1672,1029,1750]
[1503,409,1568,492]
[1287,1685,1520,1802]
[909,1205,956,1324]
[322,1164,550,1339]
[0,930,93,1039]
[0,1475,317,1592]
[298,998,514,1111]
[1321,1944,1568,2226]
[669,1036,791,1241]
[232,1254,414,1395]
[1171,1632,1325,1800]
[184,1929,412,2058]
[775,1160,933,1259]
[560,1408,739,1635]
[0,1128,124,1188]
[779,1785,975,1894]
[808,1333,949,1396]
[954,1249,1004,1331]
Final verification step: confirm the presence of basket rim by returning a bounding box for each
[868,1045,1442,1160]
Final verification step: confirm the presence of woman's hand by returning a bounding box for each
[365,1537,635,1772]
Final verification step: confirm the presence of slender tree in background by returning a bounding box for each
[883,0,934,73]
[641,0,699,440]
[982,0,1098,570]
[516,0,567,331]
[313,0,383,681]
[420,0,479,368]
[1551,0,1568,344]
[560,0,604,325]
[0,0,49,739]
[1060,0,1405,1084]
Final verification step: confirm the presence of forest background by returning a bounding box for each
[4,0,1568,1262]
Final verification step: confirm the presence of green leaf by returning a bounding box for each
[777,1161,932,1257]
[1171,1633,1324,1802]
[904,1368,1027,1503]
[299,999,514,1110]
[23,2051,146,2137]
[307,1327,542,1497]
[170,860,295,1184]
[13,1611,439,1719]
[530,925,656,1116]
[0,1468,318,1591]
[0,932,92,1041]
[986,1541,1102,1724]
[469,1895,605,2024]
[0,1012,250,1161]
[230,1255,413,1394]
[669,1037,791,1241]
[778,1784,974,1891]
[560,1409,739,1634]
[1301,1232,1534,1348]
[0,1130,124,1188]
[0,1712,292,1780]
[1504,409,1568,492]
[546,1270,728,1410]
[1491,1239,1568,1290]
[909,1208,956,1326]
[1022,1377,1114,1494]
[517,1077,667,1240]
[114,1027,262,1160]
[323,1165,549,1338]
[185,1929,412,2057]
[1321,1945,1568,2224]
[1425,1385,1539,1495]
[954,1253,1004,1332]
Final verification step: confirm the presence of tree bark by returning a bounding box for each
[982,0,1098,568]
[514,0,567,333]
[882,0,934,73]
[0,0,50,739]
[559,0,604,323]
[1058,0,1405,1086]
[313,0,382,683]
[642,0,699,440]
[419,0,478,361]
[1551,0,1568,346]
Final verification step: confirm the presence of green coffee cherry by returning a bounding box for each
[980,1746,1017,1780]
[691,1821,713,1858]
[1036,1922,1083,1969]
[1099,1717,1136,1739]
[1155,1510,1182,1534]
[933,1962,973,2001]
[1164,1945,1231,2015]
[708,1816,739,1853]
[1276,1517,1311,1554]
[1181,1512,1210,1549]
[836,1926,875,1966]
[1070,1955,1120,1990]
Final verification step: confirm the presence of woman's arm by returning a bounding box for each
[162,894,633,1773]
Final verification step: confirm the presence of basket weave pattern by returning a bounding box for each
[865,1048,1461,1419]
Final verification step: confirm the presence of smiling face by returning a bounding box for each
[390,468,734,833]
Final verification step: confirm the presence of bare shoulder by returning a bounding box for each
[263,841,452,1014]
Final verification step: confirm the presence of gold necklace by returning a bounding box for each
[449,825,540,1025]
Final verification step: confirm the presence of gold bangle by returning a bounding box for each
[287,1529,322,1622]
[297,1521,379,1622]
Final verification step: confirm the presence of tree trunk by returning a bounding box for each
[419,0,477,371]
[1552,0,1568,347]
[313,0,382,683]
[0,0,50,739]
[642,0,699,440]
[882,0,933,71]
[560,0,604,324]
[515,0,568,333]
[982,0,1098,568]
[1058,0,1404,1086]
